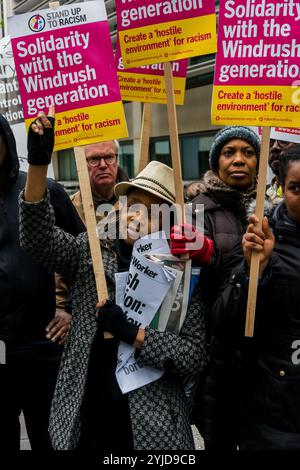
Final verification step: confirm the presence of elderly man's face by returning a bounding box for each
[85,141,118,192]
[0,135,7,169]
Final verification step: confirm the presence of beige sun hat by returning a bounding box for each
[115,161,175,205]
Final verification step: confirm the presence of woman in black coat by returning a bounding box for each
[19,109,207,451]
[170,126,260,449]
[212,150,300,449]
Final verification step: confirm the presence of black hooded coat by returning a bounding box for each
[0,114,84,346]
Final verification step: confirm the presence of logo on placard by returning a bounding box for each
[28,15,46,32]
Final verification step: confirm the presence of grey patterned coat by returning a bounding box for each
[19,192,207,450]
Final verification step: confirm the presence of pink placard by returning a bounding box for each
[116,0,214,31]
[8,1,128,150]
[11,22,121,119]
[214,0,300,86]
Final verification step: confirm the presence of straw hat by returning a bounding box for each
[115,161,175,205]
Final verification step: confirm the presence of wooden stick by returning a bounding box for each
[49,1,60,8]
[49,1,110,337]
[74,147,112,338]
[74,147,108,300]
[164,62,185,225]
[244,126,271,337]
[138,103,152,173]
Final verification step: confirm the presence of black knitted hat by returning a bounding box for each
[209,126,261,172]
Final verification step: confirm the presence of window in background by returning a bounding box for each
[149,132,216,181]
[119,142,134,179]
[57,148,78,182]
[150,139,172,167]
[180,133,215,180]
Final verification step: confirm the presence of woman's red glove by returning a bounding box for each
[170,223,215,264]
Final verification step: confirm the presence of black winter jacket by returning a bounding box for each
[190,171,255,309]
[0,114,84,346]
[188,171,256,449]
[211,202,300,449]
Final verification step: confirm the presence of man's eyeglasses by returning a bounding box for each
[86,154,118,167]
[270,139,294,149]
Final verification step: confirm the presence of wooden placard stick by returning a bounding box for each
[49,1,60,8]
[244,126,271,337]
[138,103,153,173]
[74,146,111,338]
[164,62,185,225]
[49,2,110,336]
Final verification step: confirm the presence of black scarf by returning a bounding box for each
[115,237,133,272]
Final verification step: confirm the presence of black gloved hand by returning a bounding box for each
[27,115,55,165]
[96,300,139,345]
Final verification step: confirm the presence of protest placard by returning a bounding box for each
[0,35,55,175]
[257,126,300,143]
[0,36,23,126]
[115,242,176,372]
[115,233,194,394]
[149,265,183,331]
[116,39,187,105]
[134,231,171,256]
[151,255,192,333]
[116,1,216,219]
[8,1,128,151]
[116,356,164,394]
[115,0,217,68]
[270,127,300,143]
[0,36,27,171]
[212,0,300,127]
[115,256,192,393]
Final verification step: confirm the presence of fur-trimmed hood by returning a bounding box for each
[247,198,275,220]
[187,170,257,218]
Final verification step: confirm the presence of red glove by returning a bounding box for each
[170,223,215,264]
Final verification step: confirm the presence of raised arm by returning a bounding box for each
[19,107,80,281]
[24,106,55,202]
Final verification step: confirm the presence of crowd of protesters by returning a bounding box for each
[0,106,300,451]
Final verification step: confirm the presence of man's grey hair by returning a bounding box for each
[114,140,120,155]
[83,139,120,156]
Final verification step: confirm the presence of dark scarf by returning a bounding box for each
[115,237,133,272]
[201,170,257,225]
[92,192,117,210]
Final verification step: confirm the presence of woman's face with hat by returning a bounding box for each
[218,138,258,190]
[119,188,165,245]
